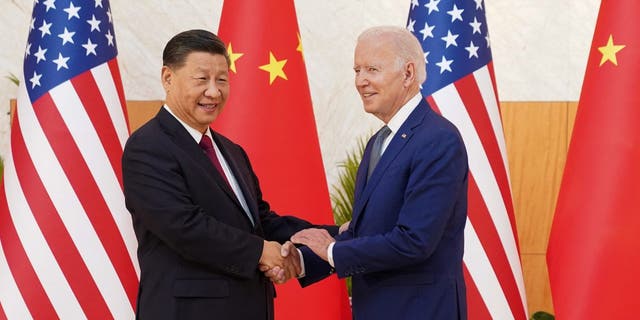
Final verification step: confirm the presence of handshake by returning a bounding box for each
[258,221,350,284]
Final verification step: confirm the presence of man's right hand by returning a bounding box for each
[259,241,301,284]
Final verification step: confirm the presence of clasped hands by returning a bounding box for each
[260,222,348,284]
[258,240,301,284]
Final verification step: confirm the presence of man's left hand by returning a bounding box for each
[291,228,335,262]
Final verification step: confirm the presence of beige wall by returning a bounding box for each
[0,0,600,186]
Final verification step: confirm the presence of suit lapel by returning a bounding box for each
[212,133,261,228]
[156,108,246,213]
[351,101,429,228]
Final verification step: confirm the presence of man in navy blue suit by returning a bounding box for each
[291,26,469,319]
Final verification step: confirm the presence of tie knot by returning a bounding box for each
[379,126,391,139]
[199,134,214,151]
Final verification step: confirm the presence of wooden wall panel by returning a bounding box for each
[521,254,553,315]
[126,100,163,132]
[501,101,573,315]
[501,102,569,253]
[9,99,15,127]
[567,102,579,146]
[8,99,578,317]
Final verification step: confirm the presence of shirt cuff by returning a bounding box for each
[296,248,306,278]
[328,242,336,268]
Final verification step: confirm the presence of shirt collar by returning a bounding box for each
[385,92,422,134]
[163,104,212,143]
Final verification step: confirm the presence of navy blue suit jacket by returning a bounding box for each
[122,107,333,320]
[302,100,469,319]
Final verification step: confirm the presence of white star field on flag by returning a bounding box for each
[407,0,491,95]
[24,0,117,99]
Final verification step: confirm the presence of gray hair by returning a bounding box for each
[358,26,427,84]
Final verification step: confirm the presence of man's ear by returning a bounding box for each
[403,62,417,87]
[161,66,172,91]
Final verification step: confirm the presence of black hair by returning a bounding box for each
[162,29,230,69]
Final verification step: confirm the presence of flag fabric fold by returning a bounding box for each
[0,0,138,318]
[407,0,528,318]
[216,0,351,319]
[547,1,640,318]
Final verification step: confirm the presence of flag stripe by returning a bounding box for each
[21,90,131,318]
[44,84,137,313]
[463,219,513,319]
[16,91,110,318]
[467,175,526,318]
[0,299,8,320]
[88,63,140,277]
[72,71,124,189]
[470,67,518,243]
[463,265,492,319]
[0,240,31,320]
[0,185,54,320]
[7,110,89,319]
[86,63,140,277]
[473,66,526,307]
[431,82,526,318]
[72,66,141,279]
[97,61,130,152]
[453,71,524,306]
[481,63,508,168]
[455,70,513,216]
[427,94,518,317]
[11,112,109,318]
[432,80,525,303]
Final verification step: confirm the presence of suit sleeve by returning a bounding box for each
[122,133,264,279]
[333,129,468,278]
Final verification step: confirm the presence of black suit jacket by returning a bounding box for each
[122,107,332,319]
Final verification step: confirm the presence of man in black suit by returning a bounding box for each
[122,29,335,320]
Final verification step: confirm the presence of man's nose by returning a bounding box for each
[205,81,221,98]
[355,74,369,87]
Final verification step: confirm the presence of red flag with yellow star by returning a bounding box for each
[546,1,640,318]
[215,1,351,319]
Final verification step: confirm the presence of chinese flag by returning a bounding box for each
[546,1,640,319]
[216,1,351,319]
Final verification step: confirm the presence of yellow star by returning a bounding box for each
[259,51,288,85]
[297,32,304,59]
[227,43,244,73]
[598,34,625,66]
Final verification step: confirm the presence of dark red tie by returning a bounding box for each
[199,134,231,187]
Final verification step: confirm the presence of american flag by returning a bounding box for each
[0,0,139,319]
[407,0,528,318]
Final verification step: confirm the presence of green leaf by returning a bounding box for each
[6,73,19,86]
[530,311,555,320]
[329,134,369,296]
